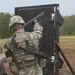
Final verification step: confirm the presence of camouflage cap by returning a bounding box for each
[9,15,25,29]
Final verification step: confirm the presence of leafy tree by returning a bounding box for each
[0,12,13,38]
[59,15,75,36]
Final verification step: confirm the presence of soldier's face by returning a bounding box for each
[11,23,19,31]
[11,23,24,31]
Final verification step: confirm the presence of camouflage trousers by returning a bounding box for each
[10,63,43,75]
[0,63,7,75]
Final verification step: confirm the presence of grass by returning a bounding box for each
[0,39,6,45]
[59,36,75,49]
[60,36,75,43]
[0,39,7,52]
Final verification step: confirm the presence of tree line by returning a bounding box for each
[0,12,75,38]
[0,12,13,38]
[59,14,75,36]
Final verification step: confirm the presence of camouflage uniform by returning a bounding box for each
[0,46,7,75]
[4,15,45,75]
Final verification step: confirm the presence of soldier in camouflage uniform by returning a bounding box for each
[0,15,46,75]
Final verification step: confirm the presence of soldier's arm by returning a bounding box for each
[0,50,12,63]
[29,20,43,41]
[0,38,13,63]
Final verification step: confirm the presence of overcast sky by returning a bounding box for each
[0,0,75,16]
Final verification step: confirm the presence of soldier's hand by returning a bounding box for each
[34,19,42,26]
[34,19,38,23]
[32,19,39,25]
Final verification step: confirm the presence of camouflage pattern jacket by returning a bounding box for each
[4,22,46,75]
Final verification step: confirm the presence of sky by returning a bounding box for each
[0,0,75,16]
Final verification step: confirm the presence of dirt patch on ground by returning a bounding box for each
[59,36,75,75]
[59,48,75,75]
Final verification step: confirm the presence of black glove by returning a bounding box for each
[5,50,13,57]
